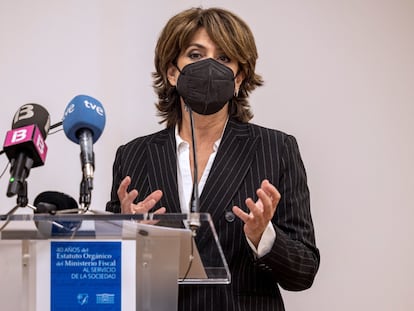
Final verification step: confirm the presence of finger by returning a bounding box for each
[261,179,281,207]
[245,197,262,217]
[232,206,250,223]
[143,190,163,204]
[117,176,132,200]
[139,190,163,209]
[256,188,274,219]
[258,180,281,219]
[153,207,166,214]
[139,207,166,225]
[134,190,163,213]
[121,189,138,214]
[137,199,156,212]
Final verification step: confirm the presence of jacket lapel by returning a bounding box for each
[146,128,181,213]
[200,119,259,223]
[144,120,259,218]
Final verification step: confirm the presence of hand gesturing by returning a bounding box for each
[117,176,166,215]
[232,179,281,247]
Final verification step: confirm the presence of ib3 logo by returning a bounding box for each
[9,127,46,155]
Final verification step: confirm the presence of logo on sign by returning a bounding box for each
[84,100,104,116]
[77,293,89,306]
[13,104,35,124]
[34,130,46,155]
[11,129,28,143]
[96,293,115,304]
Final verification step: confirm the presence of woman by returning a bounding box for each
[107,7,320,310]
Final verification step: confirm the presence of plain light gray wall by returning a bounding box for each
[0,0,413,310]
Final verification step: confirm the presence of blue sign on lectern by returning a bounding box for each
[50,241,121,311]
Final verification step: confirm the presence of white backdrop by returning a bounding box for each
[0,0,413,310]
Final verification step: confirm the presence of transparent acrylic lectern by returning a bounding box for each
[0,212,230,311]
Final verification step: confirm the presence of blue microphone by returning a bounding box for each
[62,95,105,195]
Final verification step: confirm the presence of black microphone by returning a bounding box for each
[33,191,82,236]
[3,104,50,201]
[34,191,79,214]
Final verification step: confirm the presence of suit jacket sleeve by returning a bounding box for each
[106,144,124,213]
[258,134,320,291]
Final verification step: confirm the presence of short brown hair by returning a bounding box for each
[153,7,263,128]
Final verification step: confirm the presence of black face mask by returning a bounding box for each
[176,58,235,115]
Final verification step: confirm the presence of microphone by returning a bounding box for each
[3,104,50,201]
[62,95,105,207]
[33,191,82,236]
[34,191,79,214]
[188,108,201,232]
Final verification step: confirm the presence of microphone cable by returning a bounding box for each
[47,121,63,135]
[0,162,9,179]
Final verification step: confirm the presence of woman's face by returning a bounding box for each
[167,27,244,89]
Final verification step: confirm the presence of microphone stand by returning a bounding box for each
[1,180,32,221]
[7,153,33,198]
[79,177,92,212]
[180,107,200,281]
[188,108,201,233]
[0,179,65,231]
[78,131,94,212]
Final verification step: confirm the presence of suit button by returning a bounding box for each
[225,211,236,222]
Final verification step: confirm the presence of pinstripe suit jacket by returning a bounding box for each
[106,118,320,310]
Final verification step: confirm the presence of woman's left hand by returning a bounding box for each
[232,179,281,248]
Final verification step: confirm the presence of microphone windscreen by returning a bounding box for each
[34,191,78,212]
[12,104,51,139]
[62,95,106,144]
[33,191,82,236]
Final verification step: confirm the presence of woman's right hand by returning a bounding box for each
[117,176,166,215]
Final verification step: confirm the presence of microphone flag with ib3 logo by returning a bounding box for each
[3,104,50,197]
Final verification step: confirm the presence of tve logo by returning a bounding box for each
[84,99,104,116]
[63,103,75,118]
[63,97,105,119]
